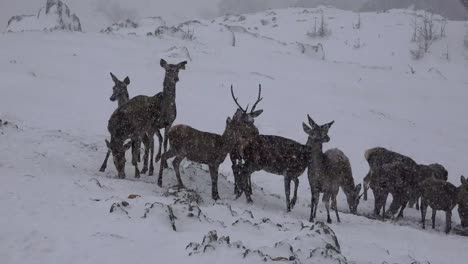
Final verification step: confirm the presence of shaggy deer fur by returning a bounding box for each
[304,115,361,223]
[420,176,458,234]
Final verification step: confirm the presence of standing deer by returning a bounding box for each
[304,115,361,223]
[229,85,263,197]
[420,176,458,234]
[99,73,158,174]
[408,163,448,210]
[237,115,361,220]
[106,59,186,179]
[157,112,257,200]
[458,176,468,228]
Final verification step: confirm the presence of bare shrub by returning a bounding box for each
[307,11,331,38]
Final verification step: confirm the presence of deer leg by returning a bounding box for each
[99,150,111,172]
[158,147,176,187]
[172,156,185,189]
[284,176,291,212]
[154,130,163,163]
[141,134,150,174]
[323,193,332,224]
[160,125,171,169]
[373,189,384,217]
[432,209,437,229]
[421,199,428,229]
[148,135,155,176]
[397,201,407,218]
[363,172,370,201]
[291,177,299,209]
[131,139,141,178]
[333,194,340,223]
[415,198,420,211]
[209,165,220,201]
[445,210,452,234]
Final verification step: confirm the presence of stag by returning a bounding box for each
[106,59,186,179]
[99,73,158,174]
[420,176,458,233]
[304,116,361,223]
[229,85,263,196]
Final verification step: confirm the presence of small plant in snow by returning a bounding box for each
[182,25,195,41]
[307,11,331,38]
[440,18,447,38]
[410,11,444,60]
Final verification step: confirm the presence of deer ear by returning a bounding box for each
[226,117,232,126]
[461,175,467,185]
[178,61,187,70]
[322,120,335,130]
[123,141,132,151]
[303,123,313,135]
[105,139,111,149]
[307,114,319,128]
[160,59,167,68]
[250,109,263,118]
[124,77,130,85]
[110,72,119,83]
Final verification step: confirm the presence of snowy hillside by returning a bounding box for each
[1,6,468,264]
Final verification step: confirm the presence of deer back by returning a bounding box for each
[243,135,310,177]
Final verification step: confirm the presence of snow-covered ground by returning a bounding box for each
[1,7,468,264]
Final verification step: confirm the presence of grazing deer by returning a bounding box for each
[106,59,186,179]
[229,85,263,197]
[420,176,458,233]
[408,163,448,210]
[362,147,417,201]
[157,115,256,200]
[304,116,361,223]
[99,73,158,174]
[458,176,468,228]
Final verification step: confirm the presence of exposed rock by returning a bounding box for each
[6,0,82,32]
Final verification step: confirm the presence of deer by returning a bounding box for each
[237,115,361,221]
[408,163,448,210]
[99,73,159,175]
[105,59,186,179]
[229,85,263,197]
[304,116,361,223]
[420,176,458,234]
[157,94,259,200]
[458,176,468,228]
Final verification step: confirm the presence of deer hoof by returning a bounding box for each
[246,197,253,204]
[212,194,220,201]
[141,167,148,174]
[155,154,161,163]
[99,166,106,172]
[148,170,154,176]
[327,219,332,224]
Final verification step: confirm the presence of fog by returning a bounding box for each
[0,0,466,31]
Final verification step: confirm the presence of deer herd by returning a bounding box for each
[100,59,468,234]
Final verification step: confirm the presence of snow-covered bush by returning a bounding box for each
[307,12,331,38]
[6,0,82,32]
[100,17,166,36]
[410,11,447,59]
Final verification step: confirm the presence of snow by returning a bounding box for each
[1,6,468,264]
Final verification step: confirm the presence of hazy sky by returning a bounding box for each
[0,0,222,31]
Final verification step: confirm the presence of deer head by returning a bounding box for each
[109,72,130,102]
[303,115,334,144]
[160,59,187,83]
[106,139,131,179]
[230,85,264,149]
[347,184,362,214]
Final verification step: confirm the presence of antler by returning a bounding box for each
[230,85,247,113]
[250,84,263,113]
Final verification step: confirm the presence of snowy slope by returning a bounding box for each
[1,7,468,264]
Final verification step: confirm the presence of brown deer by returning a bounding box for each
[99,73,159,174]
[458,176,468,228]
[420,176,458,233]
[157,113,257,200]
[229,85,263,197]
[237,115,361,221]
[106,60,186,179]
[304,116,361,223]
[408,163,448,210]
